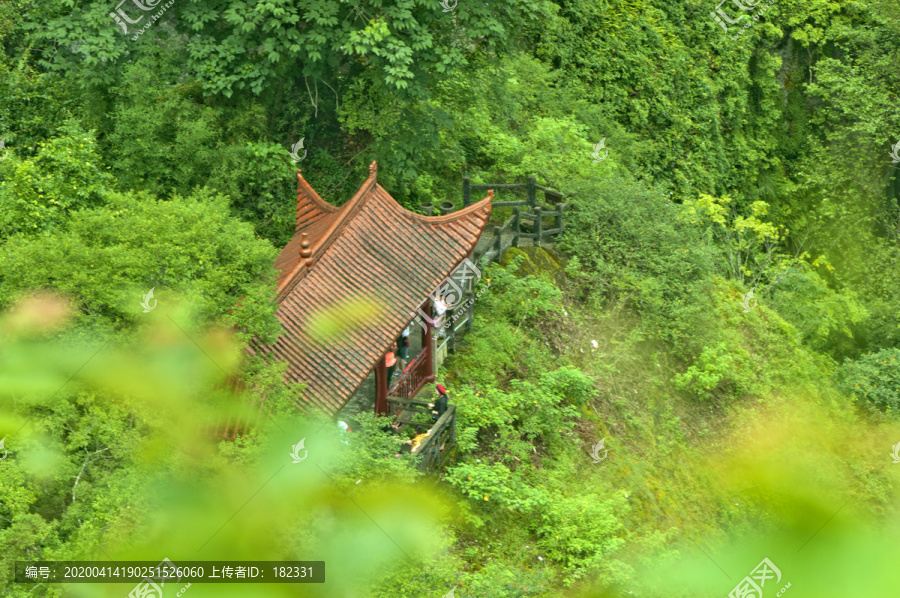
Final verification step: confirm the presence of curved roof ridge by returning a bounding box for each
[377,188,494,224]
[277,165,380,297]
[296,169,341,214]
[307,173,377,259]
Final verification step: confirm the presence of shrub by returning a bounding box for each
[535,492,627,581]
[558,176,716,354]
[836,349,900,418]
[0,188,279,342]
[459,562,552,598]
[766,264,868,357]
[0,123,114,239]
[671,342,740,402]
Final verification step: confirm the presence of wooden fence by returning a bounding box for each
[386,396,457,473]
[463,174,563,209]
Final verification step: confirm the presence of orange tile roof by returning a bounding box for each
[250,162,493,415]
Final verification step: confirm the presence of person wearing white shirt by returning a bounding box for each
[433,295,449,333]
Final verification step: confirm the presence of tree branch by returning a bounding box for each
[71,448,110,503]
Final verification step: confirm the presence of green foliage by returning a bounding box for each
[535,492,627,580]
[533,0,783,202]
[837,349,900,418]
[105,65,225,197]
[449,374,579,460]
[0,298,449,598]
[0,123,114,238]
[0,189,280,342]
[672,342,741,401]
[767,265,869,356]
[2,0,900,595]
[478,257,563,328]
[180,0,548,96]
[558,176,716,354]
[20,0,546,98]
[447,261,563,388]
[104,61,299,244]
[0,2,78,155]
[458,562,552,598]
[680,193,784,287]
[539,365,596,408]
[330,412,422,484]
[446,461,542,513]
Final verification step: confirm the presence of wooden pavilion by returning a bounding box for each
[246,162,493,417]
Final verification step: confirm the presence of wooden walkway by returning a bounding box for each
[430,175,568,369]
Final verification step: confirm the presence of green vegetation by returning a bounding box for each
[1,0,899,596]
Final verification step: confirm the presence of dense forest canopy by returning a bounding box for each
[1,0,899,596]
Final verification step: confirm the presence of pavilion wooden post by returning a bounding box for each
[526,175,536,211]
[465,262,476,332]
[375,354,388,415]
[422,298,435,384]
[446,302,456,353]
[513,207,521,248]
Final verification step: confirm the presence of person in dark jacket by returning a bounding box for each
[396,328,410,375]
[429,383,449,421]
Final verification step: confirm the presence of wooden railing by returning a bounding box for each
[386,395,432,419]
[388,351,430,400]
[415,405,456,473]
[426,177,567,369]
[385,396,457,473]
[463,175,563,209]
[473,201,565,263]
[424,176,567,263]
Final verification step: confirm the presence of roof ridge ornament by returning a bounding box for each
[300,232,312,258]
[369,161,377,181]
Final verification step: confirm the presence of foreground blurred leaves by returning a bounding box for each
[0,294,446,597]
[577,397,900,598]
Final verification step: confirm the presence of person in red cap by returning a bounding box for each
[429,383,448,421]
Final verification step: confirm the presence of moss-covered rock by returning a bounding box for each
[500,246,565,285]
